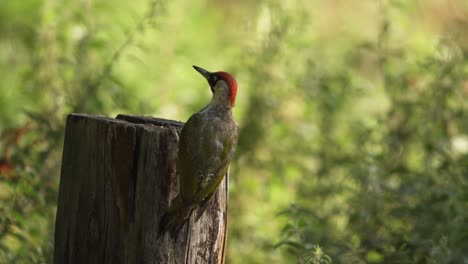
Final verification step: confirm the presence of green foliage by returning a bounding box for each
[1,0,467,263]
[270,3,468,263]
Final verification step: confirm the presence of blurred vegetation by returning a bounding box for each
[0,0,467,263]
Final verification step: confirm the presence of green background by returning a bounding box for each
[0,0,467,263]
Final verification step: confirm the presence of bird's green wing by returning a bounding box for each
[193,121,239,203]
[178,113,239,205]
[178,112,205,201]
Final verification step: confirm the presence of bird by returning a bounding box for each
[159,65,239,237]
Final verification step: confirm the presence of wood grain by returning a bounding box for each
[54,113,228,264]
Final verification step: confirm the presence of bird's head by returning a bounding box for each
[193,65,238,108]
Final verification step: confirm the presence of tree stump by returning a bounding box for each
[54,114,228,264]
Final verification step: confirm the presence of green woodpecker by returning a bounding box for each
[159,65,239,236]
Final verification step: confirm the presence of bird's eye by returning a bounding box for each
[211,75,217,81]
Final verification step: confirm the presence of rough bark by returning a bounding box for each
[54,113,228,264]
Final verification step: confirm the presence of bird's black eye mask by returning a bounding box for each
[208,74,219,92]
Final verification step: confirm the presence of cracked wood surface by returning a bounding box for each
[54,113,228,264]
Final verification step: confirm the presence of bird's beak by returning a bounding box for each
[193,65,211,80]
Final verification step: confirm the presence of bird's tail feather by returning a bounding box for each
[159,195,194,237]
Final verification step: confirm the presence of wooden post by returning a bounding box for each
[54,114,228,264]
